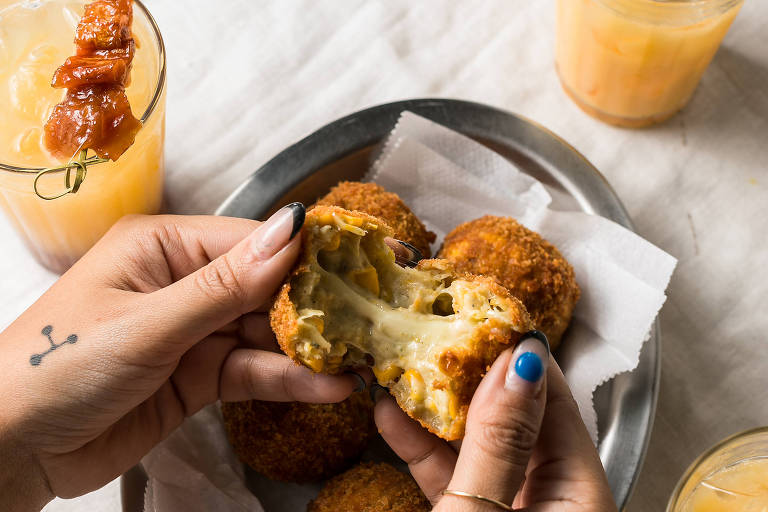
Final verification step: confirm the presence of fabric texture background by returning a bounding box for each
[0,1,764,510]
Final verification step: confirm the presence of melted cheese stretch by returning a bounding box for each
[297,267,468,426]
[296,257,515,427]
[322,270,471,368]
[291,211,521,433]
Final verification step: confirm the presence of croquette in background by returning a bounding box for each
[312,181,436,257]
[439,215,580,350]
[307,462,430,512]
[221,392,374,483]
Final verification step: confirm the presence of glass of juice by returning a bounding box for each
[667,426,768,511]
[556,0,743,128]
[0,0,166,274]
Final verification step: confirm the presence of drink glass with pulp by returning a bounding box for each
[556,0,744,127]
[667,427,768,511]
[0,0,166,273]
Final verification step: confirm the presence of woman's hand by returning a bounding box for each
[0,204,365,511]
[375,334,618,511]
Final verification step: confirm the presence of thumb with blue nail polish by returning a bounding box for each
[505,329,549,394]
[440,331,550,510]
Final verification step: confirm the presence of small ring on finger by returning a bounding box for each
[442,489,514,511]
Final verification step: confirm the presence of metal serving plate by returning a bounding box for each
[216,99,659,509]
[122,98,659,510]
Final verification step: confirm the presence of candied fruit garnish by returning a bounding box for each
[45,0,139,162]
[51,55,130,89]
[76,39,136,60]
[44,84,141,161]
[75,0,133,51]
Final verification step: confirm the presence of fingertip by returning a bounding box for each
[373,392,400,431]
[291,367,359,403]
[543,355,573,402]
[374,394,457,505]
[261,232,302,276]
[219,349,356,403]
[241,235,302,310]
[370,382,388,404]
[464,347,515,408]
[374,393,427,451]
[291,365,374,404]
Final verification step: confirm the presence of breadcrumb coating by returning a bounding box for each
[439,216,580,350]
[221,393,374,483]
[313,181,436,257]
[307,462,430,512]
[271,206,533,440]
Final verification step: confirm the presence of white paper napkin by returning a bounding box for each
[368,112,678,439]
[142,405,263,512]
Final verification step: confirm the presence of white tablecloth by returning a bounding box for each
[1,1,765,510]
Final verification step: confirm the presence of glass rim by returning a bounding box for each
[0,0,167,174]
[666,425,768,511]
[594,0,744,22]
[599,0,743,7]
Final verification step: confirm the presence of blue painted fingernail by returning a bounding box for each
[505,336,548,393]
[515,352,543,382]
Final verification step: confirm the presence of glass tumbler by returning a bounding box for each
[667,426,768,511]
[556,0,744,127]
[0,0,166,274]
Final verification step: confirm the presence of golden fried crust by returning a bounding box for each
[271,206,393,374]
[439,216,580,350]
[313,181,436,257]
[272,265,527,439]
[307,462,430,512]
[271,206,534,440]
[220,393,374,483]
[409,259,530,438]
[271,274,303,364]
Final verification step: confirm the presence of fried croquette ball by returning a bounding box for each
[307,462,430,512]
[313,181,436,257]
[439,215,580,350]
[270,206,533,440]
[221,392,374,482]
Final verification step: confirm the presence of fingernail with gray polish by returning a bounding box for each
[286,202,306,239]
[345,370,366,393]
[369,383,388,403]
[520,329,550,354]
[248,202,306,261]
[398,241,422,266]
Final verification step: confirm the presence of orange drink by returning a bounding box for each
[668,427,768,512]
[0,0,166,273]
[556,0,743,127]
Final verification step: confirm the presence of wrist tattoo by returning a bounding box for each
[29,325,77,366]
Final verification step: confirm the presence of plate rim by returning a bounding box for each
[210,98,660,509]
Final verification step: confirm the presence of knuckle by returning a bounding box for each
[548,394,581,416]
[103,214,146,242]
[112,213,157,235]
[548,394,583,423]
[115,213,145,229]
[280,363,297,401]
[475,410,540,466]
[241,351,261,398]
[194,256,247,308]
